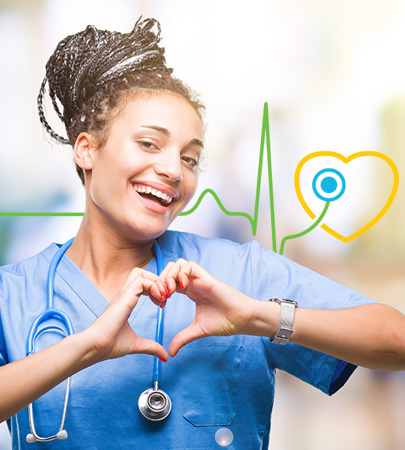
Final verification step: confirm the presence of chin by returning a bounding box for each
[125,218,170,243]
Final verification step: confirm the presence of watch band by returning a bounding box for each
[269,298,297,345]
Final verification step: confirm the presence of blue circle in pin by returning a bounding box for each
[312,168,346,202]
[321,176,338,193]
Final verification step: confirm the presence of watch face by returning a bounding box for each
[269,298,297,306]
[282,299,297,306]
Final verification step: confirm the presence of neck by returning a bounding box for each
[66,216,155,300]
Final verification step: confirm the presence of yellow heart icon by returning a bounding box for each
[294,151,399,243]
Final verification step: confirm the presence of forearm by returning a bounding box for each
[0,330,97,423]
[249,301,405,371]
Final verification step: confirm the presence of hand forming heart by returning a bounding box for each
[151,259,259,357]
[85,260,259,364]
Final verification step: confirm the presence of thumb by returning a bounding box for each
[169,322,204,357]
[134,337,169,362]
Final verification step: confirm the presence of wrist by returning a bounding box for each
[72,328,108,367]
[244,299,280,337]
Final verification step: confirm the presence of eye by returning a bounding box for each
[137,140,159,151]
[181,155,199,169]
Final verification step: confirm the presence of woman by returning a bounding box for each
[0,17,404,449]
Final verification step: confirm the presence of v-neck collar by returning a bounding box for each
[41,242,158,324]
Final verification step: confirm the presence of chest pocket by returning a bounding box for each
[177,335,243,427]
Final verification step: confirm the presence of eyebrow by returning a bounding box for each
[140,125,204,149]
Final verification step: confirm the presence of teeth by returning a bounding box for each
[134,185,173,204]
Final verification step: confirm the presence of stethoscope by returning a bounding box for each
[26,238,171,444]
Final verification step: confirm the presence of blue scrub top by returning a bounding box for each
[0,231,373,449]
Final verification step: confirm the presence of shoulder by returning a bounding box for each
[160,229,271,264]
[0,243,57,296]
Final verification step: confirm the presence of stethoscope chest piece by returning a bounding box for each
[138,384,172,421]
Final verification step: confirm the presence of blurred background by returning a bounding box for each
[0,0,404,448]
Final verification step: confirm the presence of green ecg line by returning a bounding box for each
[179,188,256,230]
[1,102,328,255]
[278,202,330,256]
[180,102,279,252]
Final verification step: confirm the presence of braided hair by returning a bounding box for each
[38,17,204,184]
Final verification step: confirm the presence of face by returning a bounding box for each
[79,92,203,243]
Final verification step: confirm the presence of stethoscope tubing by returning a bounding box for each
[152,240,165,384]
[46,238,75,309]
[26,237,170,442]
[26,238,75,443]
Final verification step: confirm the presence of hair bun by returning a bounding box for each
[38,17,172,144]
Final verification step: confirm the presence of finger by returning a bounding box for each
[171,261,196,292]
[124,267,151,287]
[178,265,192,290]
[177,261,216,294]
[148,293,167,309]
[149,262,176,298]
[160,300,167,309]
[124,268,166,297]
[157,261,176,282]
[110,275,155,318]
[152,277,167,298]
[157,261,177,296]
[133,337,169,362]
[163,258,190,294]
[149,279,166,302]
[168,322,203,357]
[124,270,167,302]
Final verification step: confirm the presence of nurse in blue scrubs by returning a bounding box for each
[1,17,405,450]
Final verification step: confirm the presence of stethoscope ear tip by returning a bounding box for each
[57,430,68,440]
[26,434,36,443]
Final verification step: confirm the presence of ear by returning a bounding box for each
[74,132,97,170]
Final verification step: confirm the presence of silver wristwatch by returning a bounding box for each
[269,298,297,345]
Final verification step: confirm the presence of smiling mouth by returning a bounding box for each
[133,185,174,207]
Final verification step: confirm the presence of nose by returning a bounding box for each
[154,151,183,183]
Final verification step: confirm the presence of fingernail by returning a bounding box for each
[173,350,178,357]
[158,357,167,363]
[165,285,170,296]
[180,281,184,289]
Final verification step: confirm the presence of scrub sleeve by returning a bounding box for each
[244,239,370,394]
